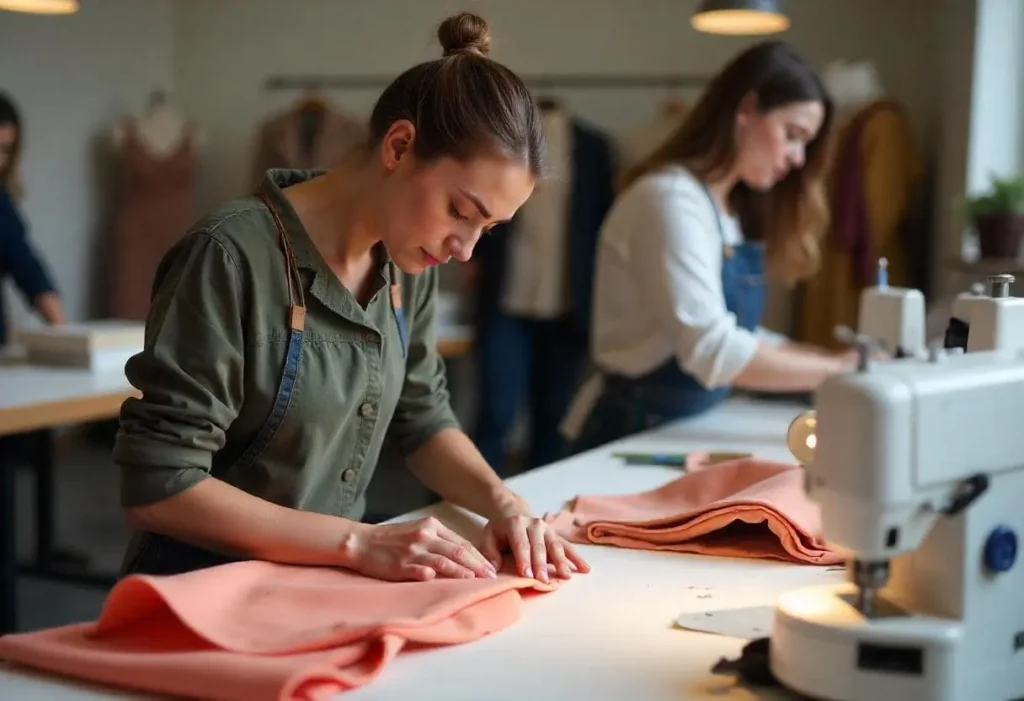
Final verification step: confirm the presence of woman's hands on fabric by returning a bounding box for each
[345,517,498,582]
[481,513,591,583]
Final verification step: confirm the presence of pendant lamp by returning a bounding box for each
[0,0,79,14]
[691,0,789,36]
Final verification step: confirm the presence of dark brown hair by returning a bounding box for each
[0,92,23,200]
[367,12,546,177]
[623,41,834,283]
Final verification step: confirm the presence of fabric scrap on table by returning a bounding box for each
[0,559,559,701]
[546,455,844,565]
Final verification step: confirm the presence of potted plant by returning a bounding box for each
[964,174,1024,259]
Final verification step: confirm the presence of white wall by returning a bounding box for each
[0,0,174,329]
[931,0,979,299]
[966,0,1024,195]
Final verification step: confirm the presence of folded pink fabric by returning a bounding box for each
[0,560,558,701]
[547,455,844,565]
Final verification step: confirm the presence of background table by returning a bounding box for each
[0,397,841,700]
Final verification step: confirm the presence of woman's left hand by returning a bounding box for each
[481,513,591,583]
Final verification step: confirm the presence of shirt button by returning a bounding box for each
[359,402,375,418]
[342,468,357,483]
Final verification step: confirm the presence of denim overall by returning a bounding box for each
[568,185,766,455]
[121,189,409,576]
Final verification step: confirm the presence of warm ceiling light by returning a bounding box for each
[691,0,790,36]
[0,0,79,14]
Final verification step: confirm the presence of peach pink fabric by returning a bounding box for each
[547,455,844,565]
[0,560,557,701]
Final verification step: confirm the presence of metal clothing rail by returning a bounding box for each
[264,72,710,91]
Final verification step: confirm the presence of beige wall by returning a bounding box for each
[932,0,979,300]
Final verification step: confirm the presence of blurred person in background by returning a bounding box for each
[0,91,65,348]
[0,92,65,465]
[562,41,860,455]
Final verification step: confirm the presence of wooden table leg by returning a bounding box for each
[23,428,110,586]
[33,428,54,572]
[0,450,17,634]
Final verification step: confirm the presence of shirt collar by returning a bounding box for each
[255,168,398,321]
[256,168,397,284]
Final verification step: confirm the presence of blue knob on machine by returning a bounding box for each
[984,526,1017,573]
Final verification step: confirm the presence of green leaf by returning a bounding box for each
[965,173,1024,217]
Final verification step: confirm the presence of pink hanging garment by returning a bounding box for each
[546,455,844,565]
[0,560,559,701]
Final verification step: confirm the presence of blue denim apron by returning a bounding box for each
[568,184,766,454]
[121,189,409,576]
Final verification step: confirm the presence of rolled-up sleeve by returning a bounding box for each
[388,266,461,455]
[629,180,759,389]
[113,232,246,507]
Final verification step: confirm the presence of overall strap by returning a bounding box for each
[228,190,307,472]
[388,260,409,357]
[698,181,734,259]
[256,190,307,332]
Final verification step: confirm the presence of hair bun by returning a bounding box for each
[438,12,491,57]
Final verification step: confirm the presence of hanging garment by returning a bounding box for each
[0,560,559,701]
[547,454,842,565]
[108,118,198,321]
[499,106,574,319]
[798,100,924,349]
[473,115,616,349]
[250,102,366,187]
[471,114,616,470]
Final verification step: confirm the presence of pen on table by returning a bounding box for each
[613,452,689,466]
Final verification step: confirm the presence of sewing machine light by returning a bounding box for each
[786,410,817,464]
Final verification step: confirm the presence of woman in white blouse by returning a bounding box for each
[563,41,858,453]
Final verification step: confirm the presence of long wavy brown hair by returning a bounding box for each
[622,41,834,284]
[0,92,23,201]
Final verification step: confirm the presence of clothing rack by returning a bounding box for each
[264,73,710,91]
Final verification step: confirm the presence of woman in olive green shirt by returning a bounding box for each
[113,12,589,585]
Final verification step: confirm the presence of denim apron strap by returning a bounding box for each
[225,191,309,471]
[697,181,732,258]
[388,260,409,358]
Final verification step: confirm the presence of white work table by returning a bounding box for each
[0,397,836,700]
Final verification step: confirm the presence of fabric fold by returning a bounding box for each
[547,456,844,565]
[0,560,557,701]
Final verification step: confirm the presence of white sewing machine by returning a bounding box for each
[856,258,926,359]
[774,345,1024,700]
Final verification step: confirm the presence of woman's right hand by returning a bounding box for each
[344,517,498,582]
